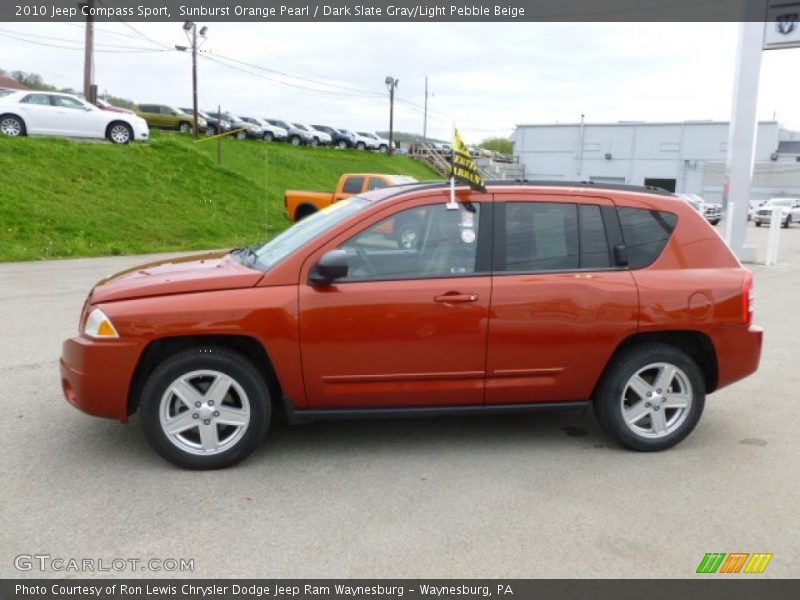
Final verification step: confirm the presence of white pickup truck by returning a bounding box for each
[753,197,800,228]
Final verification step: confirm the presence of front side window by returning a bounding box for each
[21,94,51,106]
[342,177,365,194]
[617,207,677,269]
[341,203,480,281]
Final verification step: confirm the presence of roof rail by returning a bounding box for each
[395,179,676,196]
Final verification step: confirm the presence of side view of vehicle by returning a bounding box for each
[357,131,390,152]
[266,118,312,145]
[294,123,331,146]
[284,173,418,221]
[311,124,354,149]
[0,90,149,144]
[60,181,762,469]
[752,197,800,228]
[181,108,229,136]
[135,104,205,133]
[341,129,374,150]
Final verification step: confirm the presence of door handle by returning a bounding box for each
[434,293,479,304]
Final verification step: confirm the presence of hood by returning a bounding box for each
[90,251,263,304]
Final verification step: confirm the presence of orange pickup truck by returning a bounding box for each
[284,173,417,222]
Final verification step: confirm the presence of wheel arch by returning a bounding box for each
[128,334,283,417]
[105,119,132,137]
[596,330,719,396]
[294,203,318,221]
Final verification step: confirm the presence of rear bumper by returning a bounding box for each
[715,325,763,390]
[60,336,144,422]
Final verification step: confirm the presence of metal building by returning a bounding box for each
[511,121,800,202]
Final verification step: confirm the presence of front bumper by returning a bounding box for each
[60,336,144,422]
[753,213,787,224]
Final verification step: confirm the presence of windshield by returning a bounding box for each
[294,124,308,131]
[253,197,370,269]
[766,198,792,207]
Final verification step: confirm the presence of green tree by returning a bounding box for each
[479,137,514,155]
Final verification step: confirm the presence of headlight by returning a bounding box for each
[83,308,119,339]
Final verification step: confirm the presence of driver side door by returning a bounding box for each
[298,198,492,409]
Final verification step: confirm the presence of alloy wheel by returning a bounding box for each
[159,369,251,456]
[1,117,22,137]
[109,124,131,144]
[620,362,693,439]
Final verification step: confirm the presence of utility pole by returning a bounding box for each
[385,76,398,155]
[82,0,95,103]
[177,22,207,137]
[423,75,428,144]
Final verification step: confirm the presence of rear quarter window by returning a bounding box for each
[617,207,678,269]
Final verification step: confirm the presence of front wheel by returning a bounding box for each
[290,135,301,146]
[178,122,192,134]
[205,126,216,136]
[107,122,133,145]
[356,142,366,150]
[783,216,791,229]
[310,138,320,147]
[139,347,271,469]
[593,344,705,452]
[264,131,274,141]
[755,222,762,227]
[0,114,25,137]
[379,144,388,153]
[337,140,347,149]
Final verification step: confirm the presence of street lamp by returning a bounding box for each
[176,22,207,137]
[385,76,398,155]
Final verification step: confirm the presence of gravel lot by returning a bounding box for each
[1,222,798,579]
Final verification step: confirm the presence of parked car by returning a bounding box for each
[266,119,312,145]
[239,116,286,141]
[311,124,354,149]
[357,131,390,152]
[285,173,418,221]
[181,108,229,136]
[207,112,261,140]
[293,123,331,147]
[135,104,205,133]
[340,129,374,150]
[60,181,762,469]
[94,98,134,115]
[752,197,800,228]
[678,193,722,226]
[747,199,766,221]
[0,90,148,144]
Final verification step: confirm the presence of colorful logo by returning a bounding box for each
[696,553,773,574]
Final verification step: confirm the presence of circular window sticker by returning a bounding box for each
[461,229,476,244]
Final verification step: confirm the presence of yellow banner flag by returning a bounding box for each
[450,129,487,193]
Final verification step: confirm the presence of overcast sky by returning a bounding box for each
[1,21,799,143]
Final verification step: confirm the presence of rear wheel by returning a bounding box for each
[356,141,366,150]
[205,125,215,136]
[783,216,791,229]
[379,144,388,153]
[139,347,271,469]
[0,114,25,137]
[594,344,705,451]
[264,131,274,141]
[311,137,320,147]
[337,140,347,149]
[755,222,762,227]
[236,130,247,140]
[290,135,301,146]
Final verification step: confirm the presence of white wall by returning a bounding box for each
[512,121,800,201]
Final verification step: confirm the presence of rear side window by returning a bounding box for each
[617,207,678,268]
[505,202,579,271]
[367,178,387,191]
[21,94,51,105]
[342,177,365,194]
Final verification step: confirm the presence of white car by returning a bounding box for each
[357,131,391,152]
[0,90,149,144]
[340,129,373,150]
[677,193,722,226]
[752,197,800,228]
[241,116,287,141]
[294,123,331,146]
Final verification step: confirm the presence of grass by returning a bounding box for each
[0,132,438,262]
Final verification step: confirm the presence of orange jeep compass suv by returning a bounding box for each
[60,181,762,469]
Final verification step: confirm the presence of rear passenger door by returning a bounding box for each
[485,194,639,405]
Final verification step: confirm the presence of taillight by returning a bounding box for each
[742,270,754,325]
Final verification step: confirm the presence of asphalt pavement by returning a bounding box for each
[1,222,798,579]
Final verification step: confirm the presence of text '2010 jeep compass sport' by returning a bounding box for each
[60,181,762,469]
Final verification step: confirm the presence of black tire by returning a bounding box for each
[783,216,791,229]
[294,204,318,222]
[107,122,133,145]
[178,121,192,134]
[236,130,247,140]
[337,140,347,149]
[311,137,320,147]
[205,125,215,136]
[0,114,26,137]
[378,144,388,153]
[290,135,301,146]
[709,220,720,226]
[593,343,705,452]
[139,347,271,470]
[755,221,761,227]
[264,131,274,141]
[356,141,366,150]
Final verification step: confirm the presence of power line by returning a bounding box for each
[0,31,171,53]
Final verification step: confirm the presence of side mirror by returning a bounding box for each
[613,244,629,267]
[309,250,349,285]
